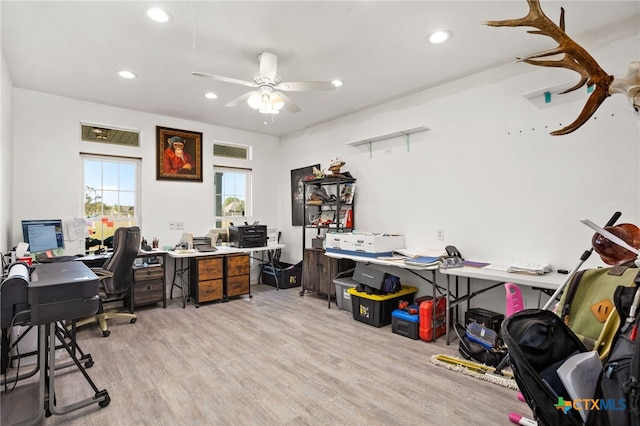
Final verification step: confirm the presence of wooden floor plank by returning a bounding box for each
[1,285,525,425]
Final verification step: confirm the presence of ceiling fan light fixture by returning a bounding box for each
[271,93,285,111]
[247,91,262,109]
[427,30,452,44]
[117,70,138,79]
[146,7,172,23]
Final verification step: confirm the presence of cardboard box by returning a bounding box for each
[348,285,418,327]
[325,232,404,253]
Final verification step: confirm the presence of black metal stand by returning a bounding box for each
[4,322,109,425]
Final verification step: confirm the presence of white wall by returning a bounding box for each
[11,89,281,254]
[1,51,13,255]
[278,33,640,313]
[6,30,640,317]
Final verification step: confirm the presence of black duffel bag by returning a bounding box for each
[454,323,507,367]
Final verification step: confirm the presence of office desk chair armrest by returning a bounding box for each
[90,268,114,280]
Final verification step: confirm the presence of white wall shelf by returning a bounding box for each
[345,126,429,158]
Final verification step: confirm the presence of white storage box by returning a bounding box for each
[325,232,404,253]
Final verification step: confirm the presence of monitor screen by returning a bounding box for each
[21,219,65,253]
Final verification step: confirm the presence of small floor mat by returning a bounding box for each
[430,354,519,391]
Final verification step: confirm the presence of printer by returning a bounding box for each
[228,225,267,248]
[0,262,100,328]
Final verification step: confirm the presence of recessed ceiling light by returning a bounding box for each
[204,92,218,99]
[117,70,138,79]
[331,80,344,88]
[427,30,452,44]
[146,7,172,23]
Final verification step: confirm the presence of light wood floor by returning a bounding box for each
[1,284,527,425]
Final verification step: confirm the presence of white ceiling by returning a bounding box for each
[2,1,639,137]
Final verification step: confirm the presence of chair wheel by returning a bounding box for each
[85,360,94,368]
[130,318,137,324]
[99,395,111,408]
[45,409,52,417]
[102,330,110,337]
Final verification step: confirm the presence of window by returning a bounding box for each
[82,154,140,250]
[214,166,252,228]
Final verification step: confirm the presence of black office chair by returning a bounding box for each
[76,226,140,337]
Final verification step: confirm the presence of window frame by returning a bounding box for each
[213,165,253,228]
[81,154,142,248]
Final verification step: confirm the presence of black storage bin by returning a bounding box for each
[260,262,302,289]
[465,307,504,335]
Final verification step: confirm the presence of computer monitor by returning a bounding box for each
[21,219,65,253]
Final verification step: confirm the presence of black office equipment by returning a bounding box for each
[228,225,267,248]
[21,219,65,253]
[75,226,140,337]
[0,261,110,422]
[1,262,100,327]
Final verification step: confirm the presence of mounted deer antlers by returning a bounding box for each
[485,0,638,135]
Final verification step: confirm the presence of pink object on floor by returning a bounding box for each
[517,392,526,402]
[508,412,537,426]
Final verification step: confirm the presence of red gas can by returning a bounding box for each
[419,296,447,342]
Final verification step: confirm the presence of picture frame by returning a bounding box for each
[291,164,320,226]
[156,126,203,182]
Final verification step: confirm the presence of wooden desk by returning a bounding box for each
[167,245,286,307]
[439,266,568,344]
[324,251,441,341]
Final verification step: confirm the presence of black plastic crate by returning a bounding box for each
[260,262,302,289]
[465,307,504,335]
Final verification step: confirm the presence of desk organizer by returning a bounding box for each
[391,308,420,339]
[347,286,417,327]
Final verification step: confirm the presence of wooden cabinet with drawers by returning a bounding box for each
[189,256,224,307]
[129,253,167,310]
[225,253,250,299]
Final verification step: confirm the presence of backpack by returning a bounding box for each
[599,284,640,426]
[381,274,401,293]
[558,266,639,358]
[502,309,587,426]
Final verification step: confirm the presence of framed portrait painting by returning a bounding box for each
[291,164,319,226]
[156,126,203,182]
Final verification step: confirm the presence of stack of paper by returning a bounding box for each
[404,256,441,267]
[556,351,602,422]
[507,260,552,275]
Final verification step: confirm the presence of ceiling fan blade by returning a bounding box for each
[259,52,278,81]
[192,71,257,88]
[277,92,301,113]
[225,91,255,108]
[276,81,336,91]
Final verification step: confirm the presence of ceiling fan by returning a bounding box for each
[192,52,338,114]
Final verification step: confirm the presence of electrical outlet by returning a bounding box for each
[169,222,176,230]
[437,229,444,240]
[384,148,392,155]
[176,221,184,230]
